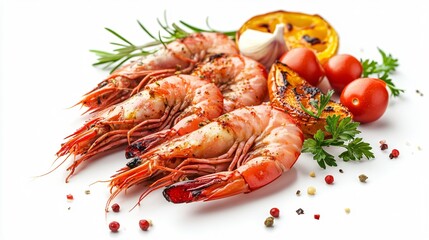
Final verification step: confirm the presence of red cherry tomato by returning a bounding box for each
[323,54,363,93]
[340,78,389,123]
[279,47,325,86]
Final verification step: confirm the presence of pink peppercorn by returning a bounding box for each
[389,149,400,159]
[270,207,280,218]
[111,203,120,212]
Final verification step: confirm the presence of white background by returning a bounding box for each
[1,0,428,239]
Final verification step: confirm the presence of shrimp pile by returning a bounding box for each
[54,31,307,208]
[107,104,303,208]
[77,32,238,113]
[125,53,268,158]
[56,74,223,182]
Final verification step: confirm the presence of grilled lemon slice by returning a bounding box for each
[237,10,339,64]
[268,61,351,137]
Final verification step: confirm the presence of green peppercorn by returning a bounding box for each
[264,216,274,227]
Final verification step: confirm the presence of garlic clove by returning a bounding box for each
[238,23,288,69]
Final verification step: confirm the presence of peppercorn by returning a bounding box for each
[270,208,280,218]
[314,214,320,220]
[111,203,120,212]
[307,186,316,195]
[264,217,274,227]
[359,174,368,183]
[380,143,388,150]
[139,219,151,231]
[296,190,301,196]
[389,149,400,159]
[109,221,120,232]
[324,175,334,184]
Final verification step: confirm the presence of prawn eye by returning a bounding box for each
[126,157,142,169]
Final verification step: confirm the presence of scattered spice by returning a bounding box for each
[389,149,400,159]
[339,169,344,173]
[380,141,388,150]
[85,190,91,195]
[139,219,151,231]
[66,194,74,200]
[359,174,368,183]
[314,214,320,220]
[309,171,316,177]
[324,175,334,184]
[345,208,351,214]
[307,186,316,195]
[264,216,274,227]
[416,89,424,97]
[270,208,280,218]
[67,207,71,210]
[296,190,301,196]
[296,208,304,215]
[111,203,120,212]
[109,221,120,232]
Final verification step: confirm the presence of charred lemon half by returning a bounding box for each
[268,61,351,137]
[237,10,339,64]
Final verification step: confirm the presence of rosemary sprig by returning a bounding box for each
[90,12,237,73]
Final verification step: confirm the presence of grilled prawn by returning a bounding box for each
[56,74,223,182]
[191,53,268,113]
[78,32,238,113]
[125,53,268,158]
[107,104,303,209]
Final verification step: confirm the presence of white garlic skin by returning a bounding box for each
[238,23,288,69]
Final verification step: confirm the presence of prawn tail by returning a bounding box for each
[163,171,249,203]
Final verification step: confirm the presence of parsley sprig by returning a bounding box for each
[302,115,374,169]
[299,90,334,118]
[360,48,403,97]
[90,12,236,73]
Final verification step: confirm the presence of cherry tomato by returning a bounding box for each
[279,47,325,86]
[323,54,363,93]
[340,78,389,123]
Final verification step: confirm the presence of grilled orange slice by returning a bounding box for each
[237,10,339,64]
[268,61,351,137]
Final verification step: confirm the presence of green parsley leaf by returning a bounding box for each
[302,130,337,169]
[301,115,374,169]
[339,138,375,161]
[360,48,403,97]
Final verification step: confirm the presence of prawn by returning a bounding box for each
[55,74,223,182]
[125,53,268,158]
[107,104,303,210]
[77,32,238,113]
[191,53,268,113]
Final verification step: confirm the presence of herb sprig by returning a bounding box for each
[90,12,236,73]
[360,48,403,97]
[299,90,334,118]
[302,115,374,169]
